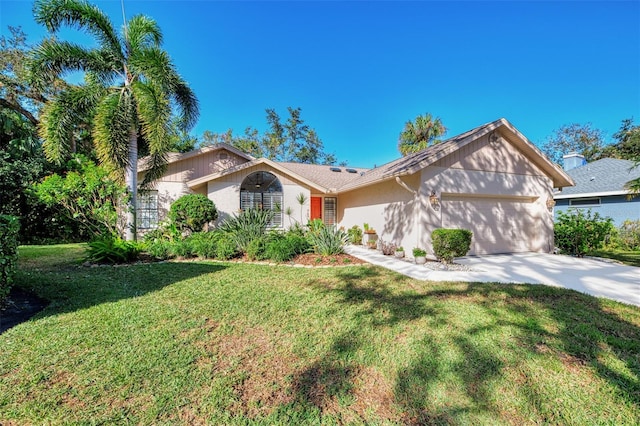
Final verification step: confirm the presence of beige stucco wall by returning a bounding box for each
[339,133,555,257]
[206,164,313,228]
[338,173,420,253]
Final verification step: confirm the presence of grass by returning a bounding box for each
[589,248,640,267]
[1,244,639,425]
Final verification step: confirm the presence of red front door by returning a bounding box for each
[310,197,322,221]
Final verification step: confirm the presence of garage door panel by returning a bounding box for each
[441,196,536,255]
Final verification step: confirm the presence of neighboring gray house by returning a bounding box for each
[554,154,640,225]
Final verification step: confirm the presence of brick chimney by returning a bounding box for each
[562,152,586,171]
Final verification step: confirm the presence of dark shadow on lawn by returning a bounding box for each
[293,269,640,423]
[7,256,226,328]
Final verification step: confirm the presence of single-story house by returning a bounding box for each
[138,118,574,257]
[554,154,640,226]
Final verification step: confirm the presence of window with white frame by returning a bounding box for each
[137,190,159,229]
[324,197,337,226]
[240,171,283,227]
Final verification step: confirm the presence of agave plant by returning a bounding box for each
[308,225,349,256]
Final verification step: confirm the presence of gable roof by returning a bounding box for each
[138,143,253,173]
[554,158,640,199]
[187,158,357,193]
[338,118,574,192]
[181,118,573,193]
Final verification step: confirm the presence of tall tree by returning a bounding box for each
[541,123,605,165]
[201,107,337,165]
[30,0,198,240]
[398,113,447,156]
[602,118,640,161]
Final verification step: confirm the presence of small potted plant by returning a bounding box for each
[413,247,427,264]
[394,246,405,258]
[367,239,377,249]
[362,223,377,246]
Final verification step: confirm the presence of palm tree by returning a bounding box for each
[398,113,446,156]
[30,0,198,240]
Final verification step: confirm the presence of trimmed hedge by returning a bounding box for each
[169,194,218,232]
[431,228,472,263]
[0,215,20,302]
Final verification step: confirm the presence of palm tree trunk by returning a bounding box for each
[124,128,138,241]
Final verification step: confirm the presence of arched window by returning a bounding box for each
[240,171,283,227]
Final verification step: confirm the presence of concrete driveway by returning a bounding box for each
[345,246,640,307]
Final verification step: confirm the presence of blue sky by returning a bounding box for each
[2,0,639,167]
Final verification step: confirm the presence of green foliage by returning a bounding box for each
[412,247,426,257]
[541,123,606,164]
[616,220,640,250]
[307,225,349,256]
[554,209,614,256]
[186,232,219,258]
[85,237,143,264]
[168,194,218,233]
[219,209,274,254]
[145,239,173,260]
[214,233,239,260]
[246,235,272,261]
[398,113,447,156]
[347,225,363,245]
[34,155,126,237]
[201,107,337,165]
[265,233,310,262]
[0,215,20,302]
[431,228,473,263]
[307,218,325,234]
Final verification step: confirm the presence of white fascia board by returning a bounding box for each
[554,190,629,199]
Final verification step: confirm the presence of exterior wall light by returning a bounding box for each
[429,190,440,209]
[546,197,556,211]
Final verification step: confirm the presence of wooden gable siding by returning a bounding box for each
[160,150,248,182]
[434,133,545,177]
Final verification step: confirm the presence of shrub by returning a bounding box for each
[169,194,218,233]
[246,235,274,261]
[347,225,363,245]
[554,209,614,256]
[307,218,325,234]
[215,234,239,260]
[265,233,310,262]
[412,247,426,257]
[187,232,219,258]
[219,209,274,253]
[431,228,473,263]
[308,225,349,255]
[617,219,640,250]
[0,215,20,303]
[146,239,173,260]
[85,237,143,264]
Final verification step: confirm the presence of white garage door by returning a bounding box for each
[441,194,537,255]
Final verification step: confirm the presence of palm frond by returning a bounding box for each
[29,39,105,80]
[93,88,135,176]
[129,47,199,130]
[132,80,170,153]
[125,15,162,54]
[39,83,103,163]
[33,0,123,59]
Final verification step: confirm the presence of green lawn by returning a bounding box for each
[1,244,639,425]
[589,248,640,267]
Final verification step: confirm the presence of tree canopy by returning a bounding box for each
[398,113,447,156]
[201,107,337,165]
[541,123,606,164]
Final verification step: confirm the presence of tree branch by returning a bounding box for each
[0,98,39,127]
